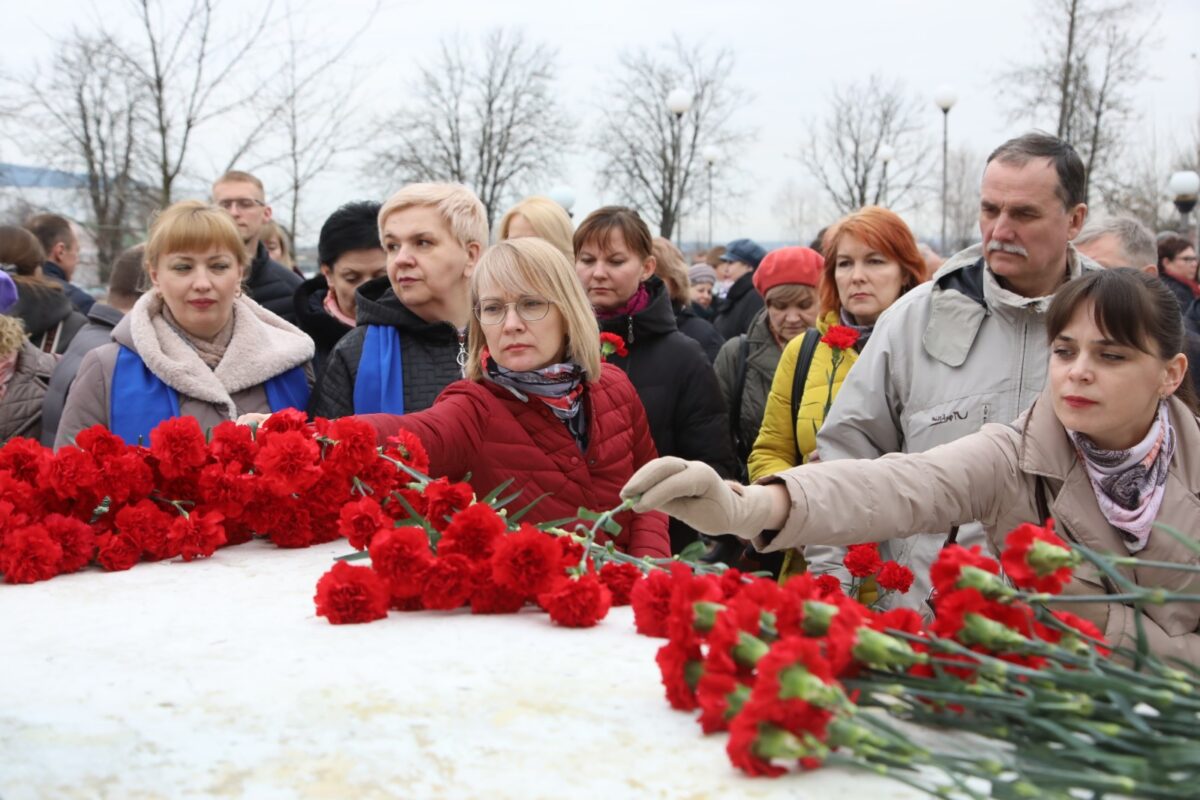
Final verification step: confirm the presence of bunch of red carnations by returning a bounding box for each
[634,522,1200,798]
[0,411,428,584]
[313,484,651,629]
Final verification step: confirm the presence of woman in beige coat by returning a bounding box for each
[56,201,314,448]
[623,268,1200,665]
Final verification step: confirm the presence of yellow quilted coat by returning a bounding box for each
[748,312,859,481]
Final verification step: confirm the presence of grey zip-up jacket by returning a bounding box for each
[809,242,1101,611]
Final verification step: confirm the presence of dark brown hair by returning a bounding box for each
[573,206,654,262]
[1046,268,1198,412]
[1157,234,1195,276]
[24,213,75,255]
[0,225,59,291]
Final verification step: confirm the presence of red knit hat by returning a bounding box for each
[753,247,824,296]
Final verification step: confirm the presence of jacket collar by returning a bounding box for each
[85,302,125,329]
[112,292,313,417]
[597,277,678,343]
[352,275,461,342]
[923,243,1099,367]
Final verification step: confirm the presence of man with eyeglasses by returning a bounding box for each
[212,170,303,323]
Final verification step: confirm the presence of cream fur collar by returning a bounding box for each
[112,292,314,418]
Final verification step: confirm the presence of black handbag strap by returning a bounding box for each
[729,335,752,463]
[791,328,821,464]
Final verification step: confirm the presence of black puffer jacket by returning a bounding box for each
[247,241,303,323]
[293,274,353,371]
[598,278,737,552]
[309,276,466,420]
[713,271,764,339]
[42,261,95,314]
[8,281,87,355]
[674,303,725,364]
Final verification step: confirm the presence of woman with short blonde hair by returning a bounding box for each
[56,201,313,447]
[498,196,575,264]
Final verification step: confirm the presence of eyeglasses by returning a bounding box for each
[215,198,265,211]
[475,296,553,325]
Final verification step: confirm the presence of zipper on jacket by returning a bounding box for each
[456,328,468,372]
[627,316,635,344]
[982,403,990,424]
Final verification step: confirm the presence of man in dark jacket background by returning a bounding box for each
[294,201,386,370]
[25,213,94,314]
[712,237,767,339]
[40,244,146,445]
[212,170,302,323]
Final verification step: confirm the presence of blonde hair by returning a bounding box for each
[213,170,265,195]
[651,236,690,306]
[261,220,294,268]
[764,284,817,307]
[0,314,25,358]
[497,196,574,263]
[144,200,248,273]
[378,183,489,252]
[466,238,601,383]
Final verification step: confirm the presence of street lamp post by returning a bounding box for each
[703,146,719,249]
[546,186,576,218]
[665,88,694,241]
[1169,170,1200,245]
[934,86,957,253]
[877,144,895,207]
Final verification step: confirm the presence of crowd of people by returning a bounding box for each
[2,130,1199,662]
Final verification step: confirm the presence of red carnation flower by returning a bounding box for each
[167,510,227,562]
[929,587,991,640]
[600,562,643,606]
[0,436,50,483]
[876,561,915,593]
[260,408,309,434]
[872,608,925,636]
[39,446,102,502]
[74,426,127,460]
[697,671,751,734]
[631,569,676,637]
[1000,521,1077,595]
[96,532,142,572]
[726,695,834,777]
[325,417,380,476]
[1048,610,1110,655]
[209,420,259,467]
[718,568,748,600]
[384,429,431,476]
[338,497,389,551]
[149,416,209,479]
[470,565,528,614]
[439,503,507,561]
[420,553,476,610]
[490,525,564,599]
[114,499,175,561]
[540,573,613,628]
[820,324,860,351]
[369,526,433,601]
[260,501,315,549]
[198,462,254,520]
[656,640,704,710]
[314,561,390,624]
[814,574,843,598]
[843,543,882,578]
[100,451,155,506]
[424,478,474,531]
[43,513,96,574]
[599,332,629,360]
[254,430,322,496]
[0,525,63,584]
[930,544,1002,596]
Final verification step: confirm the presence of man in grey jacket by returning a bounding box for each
[811,132,1099,611]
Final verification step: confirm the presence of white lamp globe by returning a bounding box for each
[666,88,694,116]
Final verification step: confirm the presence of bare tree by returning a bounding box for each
[771,179,821,244]
[943,146,984,253]
[122,0,276,206]
[592,38,751,240]
[1001,0,1155,203]
[370,29,571,230]
[27,33,154,276]
[798,74,932,216]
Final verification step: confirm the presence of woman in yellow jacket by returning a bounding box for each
[749,207,927,581]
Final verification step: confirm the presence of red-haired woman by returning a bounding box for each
[749,206,926,480]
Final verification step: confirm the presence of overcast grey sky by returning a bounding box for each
[3,0,1198,248]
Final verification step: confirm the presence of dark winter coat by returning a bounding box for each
[42,261,95,314]
[0,341,56,444]
[8,281,87,355]
[597,277,737,552]
[674,303,725,363]
[293,274,353,371]
[247,241,303,324]
[1161,273,1198,319]
[309,276,466,420]
[713,308,783,468]
[359,363,670,558]
[40,302,124,447]
[712,270,764,339]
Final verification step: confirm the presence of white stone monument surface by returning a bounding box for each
[0,540,927,799]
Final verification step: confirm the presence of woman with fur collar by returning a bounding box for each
[55,201,314,449]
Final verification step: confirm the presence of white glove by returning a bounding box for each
[621,457,781,540]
